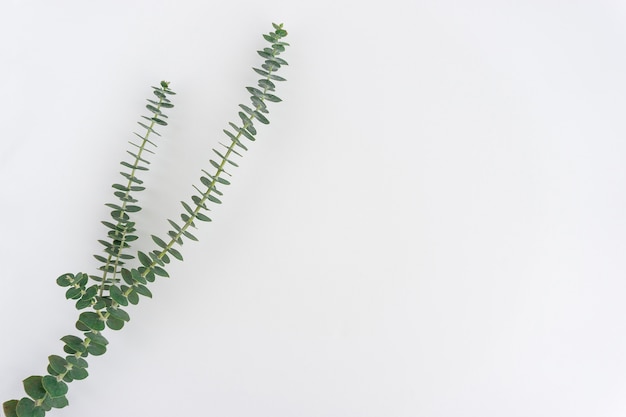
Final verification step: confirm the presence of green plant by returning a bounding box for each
[2,23,289,417]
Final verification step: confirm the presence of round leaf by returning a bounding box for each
[15,397,44,417]
[78,312,105,331]
[48,355,68,374]
[42,376,68,398]
[22,376,46,401]
[106,316,124,331]
[42,395,68,410]
[3,400,18,417]
[69,366,88,380]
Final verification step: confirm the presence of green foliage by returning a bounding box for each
[3,23,289,417]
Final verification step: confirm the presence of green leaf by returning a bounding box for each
[253,67,269,77]
[209,159,223,171]
[258,78,277,90]
[264,93,282,102]
[268,73,287,82]
[264,59,282,70]
[22,376,46,401]
[105,203,123,211]
[126,151,149,165]
[86,331,108,346]
[101,220,118,229]
[66,356,88,368]
[112,183,129,191]
[120,269,134,285]
[263,33,277,42]
[271,56,288,66]
[200,176,214,189]
[69,367,88,380]
[42,376,68,398]
[62,373,73,384]
[195,212,212,222]
[56,273,74,287]
[239,111,254,128]
[65,287,82,300]
[121,161,148,171]
[92,297,107,310]
[127,288,140,305]
[107,306,130,321]
[181,201,195,216]
[207,194,222,204]
[66,355,87,368]
[146,104,161,114]
[78,312,104,332]
[254,111,269,124]
[215,176,231,185]
[131,268,147,284]
[221,130,248,151]
[168,247,183,261]
[110,210,130,222]
[246,86,264,98]
[106,316,125,330]
[226,123,253,142]
[75,320,90,332]
[86,342,107,356]
[144,268,156,283]
[135,284,152,298]
[110,284,128,306]
[250,95,268,112]
[222,128,239,142]
[75,297,93,310]
[159,251,171,264]
[261,63,276,72]
[152,235,168,249]
[61,335,85,354]
[46,365,58,377]
[246,123,257,135]
[168,230,183,244]
[168,219,182,232]
[152,117,167,126]
[239,104,255,116]
[42,395,68,410]
[62,345,77,355]
[137,251,152,268]
[120,172,144,184]
[15,397,43,417]
[125,234,139,242]
[48,355,68,374]
[153,266,169,277]
[192,195,208,209]
[93,254,108,263]
[84,285,98,298]
[3,400,18,417]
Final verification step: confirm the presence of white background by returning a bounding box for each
[1,1,626,416]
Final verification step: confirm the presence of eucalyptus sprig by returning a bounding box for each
[2,22,289,417]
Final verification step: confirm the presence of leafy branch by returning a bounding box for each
[94,82,176,298]
[2,23,289,417]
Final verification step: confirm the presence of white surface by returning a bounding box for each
[1,1,626,416]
